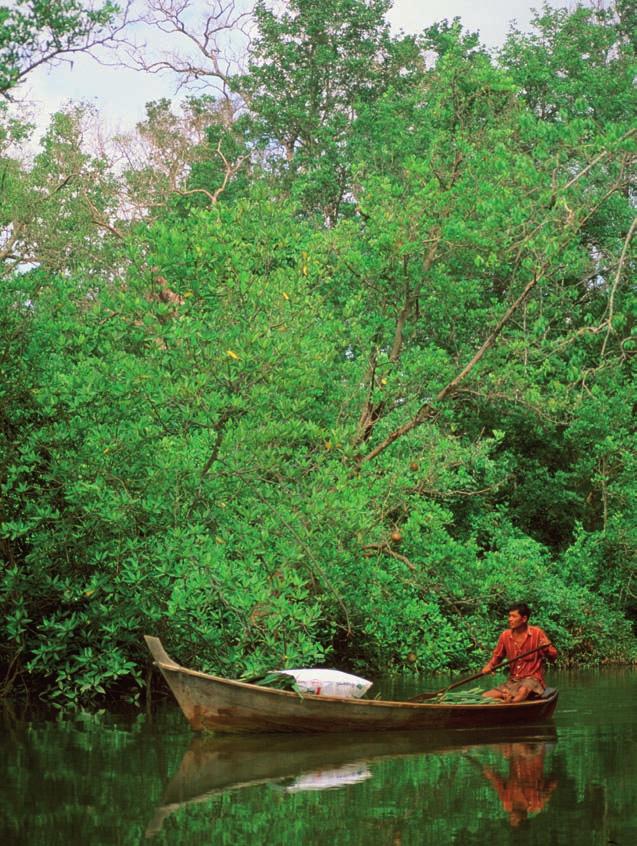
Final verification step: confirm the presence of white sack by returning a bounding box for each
[277,668,372,698]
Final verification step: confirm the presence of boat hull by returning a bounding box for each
[145,636,558,734]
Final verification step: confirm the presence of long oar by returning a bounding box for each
[409,642,553,702]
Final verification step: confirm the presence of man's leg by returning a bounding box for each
[483,681,531,702]
[509,685,532,703]
[483,687,506,700]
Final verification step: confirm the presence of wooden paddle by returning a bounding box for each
[409,642,553,702]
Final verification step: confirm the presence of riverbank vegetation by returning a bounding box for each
[1,1,636,705]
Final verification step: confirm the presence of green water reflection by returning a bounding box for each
[2,670,635,845]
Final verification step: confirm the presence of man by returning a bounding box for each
[482,603,557,702]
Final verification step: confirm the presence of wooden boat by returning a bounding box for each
[145,636,559,734]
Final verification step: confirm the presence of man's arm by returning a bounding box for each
[482,632,507,674]
[538,630,558,662]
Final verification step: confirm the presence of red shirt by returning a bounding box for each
[486,625,557,687]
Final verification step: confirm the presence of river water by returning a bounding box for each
[1,670,635,845]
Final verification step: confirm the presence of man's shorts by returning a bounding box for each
[495,678,545,698]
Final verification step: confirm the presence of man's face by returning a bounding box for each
[508,609,527,629]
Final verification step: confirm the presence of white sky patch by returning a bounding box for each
[387,0,554,44]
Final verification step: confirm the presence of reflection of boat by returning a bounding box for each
[145,636,559,733]
[145,726,558,837]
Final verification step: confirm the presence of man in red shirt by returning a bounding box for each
[482,603,557,702]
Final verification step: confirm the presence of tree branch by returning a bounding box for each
[360,268,545,464]
[601,214,637,358]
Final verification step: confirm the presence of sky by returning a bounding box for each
[21,1,560,139]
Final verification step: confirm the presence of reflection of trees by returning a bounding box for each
[481,743,558,828]
[3,692,637,845]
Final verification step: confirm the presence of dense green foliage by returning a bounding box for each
[1,1,636,704]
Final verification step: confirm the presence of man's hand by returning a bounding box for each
[539,640,557,661]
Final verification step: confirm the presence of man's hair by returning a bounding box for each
[508,602,531,619]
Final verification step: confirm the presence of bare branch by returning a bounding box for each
[83,192,126,240]
[116,0,255,98]
[601,214,637,358]
[562,127,636,193]
[361,543,416,571]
